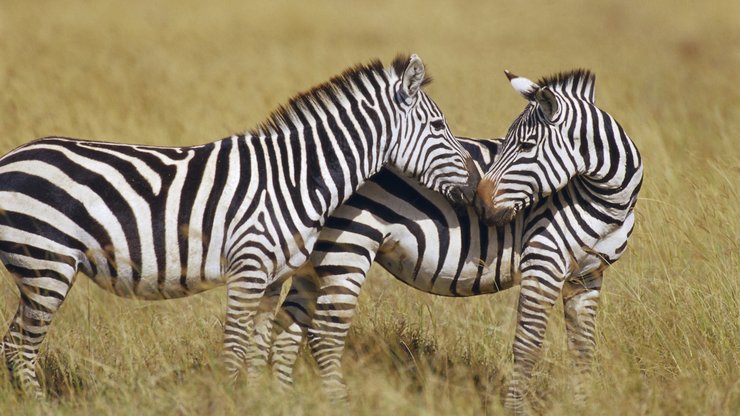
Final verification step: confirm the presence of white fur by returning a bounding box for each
[510,76,538,98]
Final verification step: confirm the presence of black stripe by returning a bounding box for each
[175,144,212,289]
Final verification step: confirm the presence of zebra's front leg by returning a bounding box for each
[308,264,371,402]
[222,268,268,383]
[270,267,320,390]
[562,270,603,405]
[2,255,76,398]
[246,281,282,382]
[506,266,565,415]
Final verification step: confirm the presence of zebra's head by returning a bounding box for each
[387,54,480,207]
[475,69,597,226]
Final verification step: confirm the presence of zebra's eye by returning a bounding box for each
[430,119,446,131]
[520,136,537,151]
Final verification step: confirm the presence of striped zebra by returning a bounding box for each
[268,69,643,414]
[0,54,481,397]
[267,136,501,385]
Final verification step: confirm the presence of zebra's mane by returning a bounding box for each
[537,69,596,103]
[250,54,430,136]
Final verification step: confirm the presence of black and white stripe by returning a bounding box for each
[269,70,642,414]
[0,54,480,397]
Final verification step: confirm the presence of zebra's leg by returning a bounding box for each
[246,281,282,382]
[270,265,320,389]
[307,261,373,402]
[506,266,565,415]
[2,253,77,398]
[222,267,268,383]
[562,269,603,404]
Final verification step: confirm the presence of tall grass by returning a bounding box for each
[1,1,738,414]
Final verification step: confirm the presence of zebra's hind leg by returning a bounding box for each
[270,266,320,390]
[562,269,603,405]
[2,251,77,398]
[506,269,565,415]
[222,267,268,384]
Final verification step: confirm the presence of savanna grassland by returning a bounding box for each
[0,1,738,414]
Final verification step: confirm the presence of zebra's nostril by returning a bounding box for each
[461,187,474,204]
[447,187,466,208]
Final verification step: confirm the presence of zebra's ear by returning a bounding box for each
[535,87,559,121]
[400,54,425,104]
[505,70,539,101]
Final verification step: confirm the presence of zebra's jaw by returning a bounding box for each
[459,156,482,204]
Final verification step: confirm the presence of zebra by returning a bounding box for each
[0,54,481,397]
[268,69,643,414]
[266,136,502,386]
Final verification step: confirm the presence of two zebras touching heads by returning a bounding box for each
[0,54,642,413]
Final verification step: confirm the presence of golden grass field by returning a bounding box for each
[1,1,738,414]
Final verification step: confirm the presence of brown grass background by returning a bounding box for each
[0,1,738,414]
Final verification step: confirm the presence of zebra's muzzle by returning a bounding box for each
[474,178,520,226]
[484,205,518,227]
[444,157,482,208]
[474,197,518,226]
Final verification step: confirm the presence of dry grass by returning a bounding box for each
[1,0,738,414]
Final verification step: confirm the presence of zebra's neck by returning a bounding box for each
[243,74,401,226]
[577,122,643,222]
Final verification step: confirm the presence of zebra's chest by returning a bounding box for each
[555,209,635,278]
[589,210,635,263]
[521,195,634,273]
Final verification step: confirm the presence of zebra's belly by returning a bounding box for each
[85,266,228,300]
[377,247,516,297]
[77,242,227,300]
[374,219,519,297]
[83,227,315,300]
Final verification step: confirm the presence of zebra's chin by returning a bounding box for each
[490,206,519,227]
